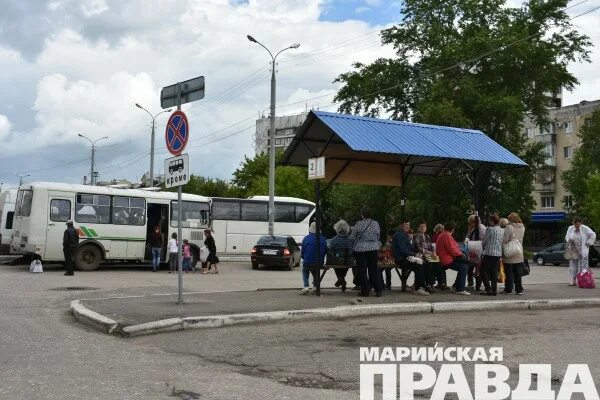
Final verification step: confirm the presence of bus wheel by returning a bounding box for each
[191,247,199,268]
[75,244,102,271]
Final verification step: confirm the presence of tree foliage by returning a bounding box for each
[583,175,600,231]
[563,110,600,225]
[333,0,590,223]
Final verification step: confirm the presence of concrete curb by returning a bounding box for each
[70,300,120,334]
[72,297,600,338]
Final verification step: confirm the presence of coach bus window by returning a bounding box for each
[274,203,295,222]
[171,201,210,228]
[50,199,71,222]
[295,204,313,223]
[5,211,14,229]
[75,194,110,224]
[113,196,146,226]
[212,200,240,220]
[241,202,268,221]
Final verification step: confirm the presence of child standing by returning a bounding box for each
[167,232,178,273]
[182,239,192,272]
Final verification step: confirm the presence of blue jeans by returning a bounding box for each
[182,257,192,271]
[302,263,313,288]
[446,260,469,292]
[151,247,161,269]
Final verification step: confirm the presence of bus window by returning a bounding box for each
[76,194,110,224]
[295,204,313,223]
[5,211,14,229]
[274,203,295,222]
[212,200,240,220]
[241,202,267,221]
[50,199,71,222]
[171,201,210,227]
[113,196,146,226]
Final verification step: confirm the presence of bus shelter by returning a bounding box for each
[280,111,527,294]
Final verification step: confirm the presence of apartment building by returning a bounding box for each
[525,98,600,246]
[254,111,309,155]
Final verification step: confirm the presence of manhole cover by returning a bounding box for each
[50,287,99,291]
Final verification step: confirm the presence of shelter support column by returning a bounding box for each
[314,179,322,296]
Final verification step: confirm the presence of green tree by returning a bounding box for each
[230,151,314,200]
[583,175,600,231]
[562,110,600,218]
[334,0,590,217]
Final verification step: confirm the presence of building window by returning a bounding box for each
[563,146,573,159]
[564,195,573,208]
[541,196,555,209]
[544,143,555,158]
[539,124,554,135]
[564,121,573,134]
[526,127,534,138]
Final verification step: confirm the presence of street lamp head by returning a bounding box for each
[247,35,257,43]
[135,103,142,109]
[290,43,300,49]
[165,108,172,113]
[77,133,83,137]
[101,136,108,140]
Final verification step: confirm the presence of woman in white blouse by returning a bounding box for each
[565,216,597,286]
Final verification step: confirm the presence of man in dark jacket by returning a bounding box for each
[392,221,428,295]
[300,222,327,294]
[63,220,79,276]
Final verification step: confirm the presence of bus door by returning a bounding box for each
[45,193,73,261]
[147,203,169,261]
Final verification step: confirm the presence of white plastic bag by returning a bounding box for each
[199,246,209,263]
[503,239,523,258]
[30,259,43,273]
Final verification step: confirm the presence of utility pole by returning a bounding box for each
[135,103,172,187]
[78,134,108,185]
[12,172,30,186]
[247,34,300,236]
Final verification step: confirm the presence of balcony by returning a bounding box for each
[534,182,556,193]
[534,133,556,144]
[544,157,556,167]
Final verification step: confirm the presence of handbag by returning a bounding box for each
[521,259,530,276]
[577,269,596,289]
[503,239,522,258]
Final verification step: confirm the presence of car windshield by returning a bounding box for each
[257,236,287,246]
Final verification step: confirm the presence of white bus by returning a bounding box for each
[210,195,315,255]
[10,182,211,270]
[0,189,17,255]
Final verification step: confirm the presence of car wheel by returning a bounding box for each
[75,244,102,271]
[553,263,560,266]
[252,262,258,270]
[535,257,545,266]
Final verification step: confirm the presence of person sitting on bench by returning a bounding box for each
[392,220,429,296]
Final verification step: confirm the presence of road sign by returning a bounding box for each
[161,76,205,109]
[308,157,326,180]
[165,111,189,156]
[164,153,190,188]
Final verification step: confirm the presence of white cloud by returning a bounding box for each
[0,114,11,140]
[355,6,371,14]
[365,0,383,7]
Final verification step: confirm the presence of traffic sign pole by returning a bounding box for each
[176,82,184,305]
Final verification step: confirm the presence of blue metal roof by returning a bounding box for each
[311,111,527,166]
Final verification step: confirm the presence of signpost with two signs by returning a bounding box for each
[161,76,205,304]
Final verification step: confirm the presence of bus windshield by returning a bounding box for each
[15,190,33,217]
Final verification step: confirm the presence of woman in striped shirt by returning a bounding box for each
[351,206,383,297]
[481,214,504,295]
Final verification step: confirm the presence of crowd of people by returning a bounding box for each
[148,225,220,274]
[299,206,596,296]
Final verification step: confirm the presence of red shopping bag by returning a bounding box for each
[577,269,596,289]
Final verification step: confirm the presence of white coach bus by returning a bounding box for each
[10,182,210,270]
[210,195,315,255]
[0,188,17,255]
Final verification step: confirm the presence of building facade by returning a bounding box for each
[254,111,309,155]
[525,99,600,246]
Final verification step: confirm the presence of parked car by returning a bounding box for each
[251,235,301,271]
[533,243,599,267]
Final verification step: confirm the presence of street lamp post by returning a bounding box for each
[78,134,108,185]
[247,34,300,236]
[135,103,172,187]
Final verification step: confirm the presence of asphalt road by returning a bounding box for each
[1,261,598,399]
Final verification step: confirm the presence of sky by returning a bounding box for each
[0,0,599,187]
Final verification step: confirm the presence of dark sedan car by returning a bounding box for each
[251,235,301,271]
[534,243,599,267]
